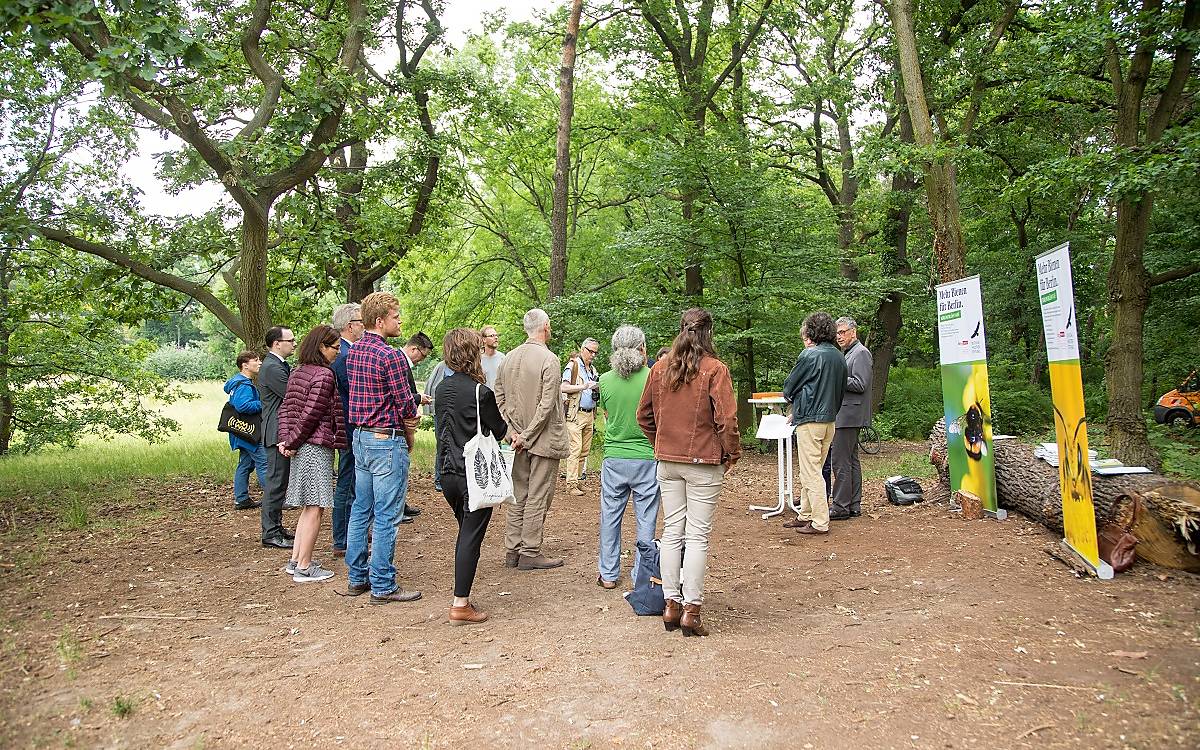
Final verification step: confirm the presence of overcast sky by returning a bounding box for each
[130,0,559,217]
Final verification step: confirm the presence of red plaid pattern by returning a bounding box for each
[346,331,417,428]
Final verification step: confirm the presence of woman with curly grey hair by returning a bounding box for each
[595,325,660,589]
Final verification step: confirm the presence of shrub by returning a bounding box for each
[877,366,944,440]
[879,364,1056,439]
[144,345,227,381]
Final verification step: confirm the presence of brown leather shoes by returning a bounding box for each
[596,576,618,590]
[796,525,829,535]
[680,603,709,637]
[517,554,564,570]
[663,599,683,632]
[504,551,519,568]
[783,517,811,529]
[449,602,489,626]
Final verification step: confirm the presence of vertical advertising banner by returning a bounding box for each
[936,275,999,514]
[1035,242,1109,577]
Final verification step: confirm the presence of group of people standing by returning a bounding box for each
[223,299,870,637]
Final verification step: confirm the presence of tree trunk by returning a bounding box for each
[336,141,372,302]
[871,102,915,412]
[929,420,1200,571]
[1105,196,1157,469]
[835,112,859,282]
[549,0,584,301]
[888,0,967,283]
[0,249,12,455]
[237,204,273,349]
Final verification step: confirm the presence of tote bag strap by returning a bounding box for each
[474,383,482,437]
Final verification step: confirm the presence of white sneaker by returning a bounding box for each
[293,563,335,583]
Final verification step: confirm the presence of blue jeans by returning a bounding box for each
[598,458,660,583]
[332,426,356,550]
[233,446,267,504]
[346,430,410,596]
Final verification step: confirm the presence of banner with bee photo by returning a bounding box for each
[935,275,999,514]
[1036,242,1107,575]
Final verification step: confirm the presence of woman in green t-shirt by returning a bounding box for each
[596,325,660,589]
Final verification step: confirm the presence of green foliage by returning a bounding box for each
[1148,421,1200,479]
[143,345,226,381]
[0,0,1196,471]
[878,367,945,440]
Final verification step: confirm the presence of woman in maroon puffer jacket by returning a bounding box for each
[277,324,347,583]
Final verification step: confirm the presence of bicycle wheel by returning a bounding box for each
[859,425,882,455]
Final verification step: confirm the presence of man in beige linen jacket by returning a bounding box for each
[494,308,571,570]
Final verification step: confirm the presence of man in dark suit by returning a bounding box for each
[260,325,296,548]
[331,304,364,554]
[829,317,873,520]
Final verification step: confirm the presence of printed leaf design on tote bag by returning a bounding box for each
[488,448,503,487]
[474,449,490,488]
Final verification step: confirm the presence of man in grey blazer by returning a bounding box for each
[829,317,873,520]
[259,326,296,548]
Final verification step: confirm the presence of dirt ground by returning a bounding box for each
[2,443,1198,749]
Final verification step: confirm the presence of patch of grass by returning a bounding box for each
[55,628,84,678]
[0,381,439,534]
[78,696,94,710]
[0,382,233,499]
[110,695,136,718]
[60,495,90,530]
[863,450,935,481]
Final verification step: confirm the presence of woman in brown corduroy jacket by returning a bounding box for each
[637,308,741,637]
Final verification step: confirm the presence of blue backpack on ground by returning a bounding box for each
[626,539,665,615]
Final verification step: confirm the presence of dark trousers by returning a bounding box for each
[332,426,356,549]
[261,445,290,539]
[822,452,832,500]
[441,473,494,598]
[829,427,862,515]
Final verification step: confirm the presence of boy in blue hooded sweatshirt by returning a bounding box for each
[224,351,268,510]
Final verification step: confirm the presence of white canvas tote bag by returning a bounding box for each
[465,383,515,511]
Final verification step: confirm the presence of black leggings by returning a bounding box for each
[441,473,494,598]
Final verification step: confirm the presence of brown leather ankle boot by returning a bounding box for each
[663,599,683,632]
[680,603,708,637]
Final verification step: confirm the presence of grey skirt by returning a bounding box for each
[284,443,335,509]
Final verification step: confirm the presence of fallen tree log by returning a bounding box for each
[929,419,1200,572]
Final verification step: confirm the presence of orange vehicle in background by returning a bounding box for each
[1154,370,1200,428]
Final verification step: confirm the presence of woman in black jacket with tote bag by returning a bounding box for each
[434,328,512,625]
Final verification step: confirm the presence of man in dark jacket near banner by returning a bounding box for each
[829,317,873,520]
[781,312,847,536]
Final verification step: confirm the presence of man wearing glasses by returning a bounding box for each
[561,337,601,496]
[829,317,873,521]
[479,325,505,390]
[330,303,364,554]
[260,325,297,549]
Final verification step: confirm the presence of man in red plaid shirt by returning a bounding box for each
[341,291,422,604]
